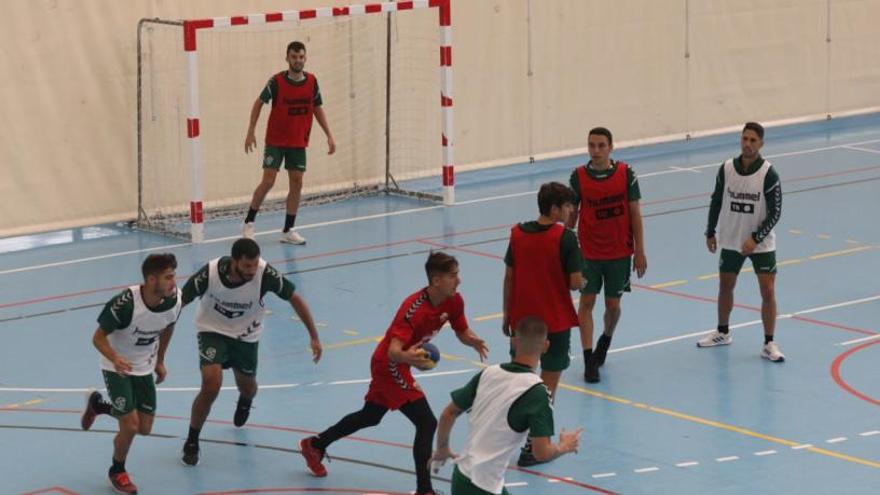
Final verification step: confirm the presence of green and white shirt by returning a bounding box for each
[451,362,553,494]
[707,156,781,252]
[182,257,295,342]
[97,286,181,376]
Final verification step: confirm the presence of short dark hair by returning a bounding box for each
[425,251,458,283]
[287,41,306,54]
[141,253,177,280]
[513,315,549,352]
[743,122,765,139]
[589,126,613,146]
[231,238,261,260]
[537,182,576,216]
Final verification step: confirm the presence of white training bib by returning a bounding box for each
[194,257,267,342]
[455,365,543,494]
[100,285,182,376]
[718,158,776,253]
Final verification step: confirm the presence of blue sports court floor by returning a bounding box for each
[1,113,879,494]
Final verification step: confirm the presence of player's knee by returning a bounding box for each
[138,420,153,436]
[605,298,621,313]
[201,377,222,397]
[422,413,438,433]
[120,413,139,435]
[579,296,597,312]
[759,284,775,301]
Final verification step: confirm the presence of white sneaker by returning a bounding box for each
[280,230,306,245]
[242,222,255,239]
[697,330,732,347]
[761,341,785,362]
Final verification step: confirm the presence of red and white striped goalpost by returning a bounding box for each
[181,0,454,243]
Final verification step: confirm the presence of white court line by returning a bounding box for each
[596,293,878,356]
[826,437,848,444]
[504,482,529,487]
[754,450,777,456]
[592,472,617,478]
[839,334,880,346]
[843,145,880,155]
[634,467,660,473]
[792,444,814,450]
[0,369,474,394]
[4,139,880,276]
[675,461,699,468]
[716,456,739,462]
[859,430,880,437]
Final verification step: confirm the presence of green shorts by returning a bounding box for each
[452,465,510,495]
[719,249,777,274]
[198,332,259,376]
[581,257,631,298]
[263,145,306,171]
[102,370,156,417]
[510,329,571,372]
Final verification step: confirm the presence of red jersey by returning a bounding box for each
[576,162,634,260]
[508,223,579,333]
[365,288,468,409]
[265,71,317,148]
[371,288,468,364]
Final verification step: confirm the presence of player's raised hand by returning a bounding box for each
[310,337,323,363]
[472,338,489,362]
[558,427,583,455]
[245,132,257,153]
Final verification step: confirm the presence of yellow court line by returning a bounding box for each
[435,348,880,469]
[777,258,803,266]
[317,328,880,468]
[809,245,873,260]
[789,229,804,234]
[474,312,503,322]
[817,234,831,239]
[845,239,862,245]
[697,273,719,280]
[342,330,359,336]
[323,336,382,350]
[0,398,44,409]
[566,378,879,468]
[649,280,688,289]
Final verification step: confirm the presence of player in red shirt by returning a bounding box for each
[242,41,335,245]
[299,252,487,495]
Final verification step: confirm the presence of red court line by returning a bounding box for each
[21,487,79,495]
[5,161,877,311]
[2,407,611,493]
[423,240,878,339]
[830,340,880,407]
[0,224,511,310]
[199,488,410,495]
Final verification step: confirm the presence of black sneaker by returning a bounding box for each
[584,354,600,383]
[595,334,612,367]
[81,390,103,431]
[233,399,252,427]
[181,441,200,466]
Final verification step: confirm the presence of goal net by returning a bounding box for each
[137,1,453,241]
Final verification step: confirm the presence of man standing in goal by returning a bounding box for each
[243,41,335,245]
